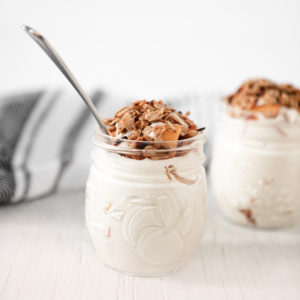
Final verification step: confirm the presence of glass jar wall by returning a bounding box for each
[85,129,207,276]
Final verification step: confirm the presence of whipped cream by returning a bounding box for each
[85,134,206,276]
[211,108,300,228]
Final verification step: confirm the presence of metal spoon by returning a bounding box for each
[21,25,109,135]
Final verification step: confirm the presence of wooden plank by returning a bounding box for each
[0,191,299,300]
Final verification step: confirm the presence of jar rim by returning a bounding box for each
[93,127,205,157]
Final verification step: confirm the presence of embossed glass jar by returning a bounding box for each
[85,129,207,276]
[211,107,300,228]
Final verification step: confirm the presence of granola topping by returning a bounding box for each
[225,79,300,118]
[103,100,204,160]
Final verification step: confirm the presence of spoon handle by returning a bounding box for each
[22,25,108,135]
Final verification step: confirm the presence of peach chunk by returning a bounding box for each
[251,104,281,118]
[161,125,182,141]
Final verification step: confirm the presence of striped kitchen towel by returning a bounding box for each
[0,90,221,204]
[0,89,126,204]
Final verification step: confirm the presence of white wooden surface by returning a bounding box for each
[0,191,299,300]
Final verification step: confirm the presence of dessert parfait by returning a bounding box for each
[85,100,207,276]
[211,79,300,228]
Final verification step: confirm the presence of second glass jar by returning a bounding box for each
[211,107,300,228]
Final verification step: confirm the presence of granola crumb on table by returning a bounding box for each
[225,79,300,118]
[103,100,204,160]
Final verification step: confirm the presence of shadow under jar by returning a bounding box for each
[85,129,207,276]
[210,106,300,228]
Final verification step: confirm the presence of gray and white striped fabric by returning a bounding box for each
[0,90,222,204]
[0,89,106,204]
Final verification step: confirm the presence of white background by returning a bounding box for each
[1,0,300,99]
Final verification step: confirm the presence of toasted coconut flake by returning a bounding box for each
[120,111,135,131]
[128,130,140,140]
[168,113,189,127]
[153,100,164,110]
[115,106,131,117]
[144,109,163,122]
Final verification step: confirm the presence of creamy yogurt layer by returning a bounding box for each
[86,141,206,275]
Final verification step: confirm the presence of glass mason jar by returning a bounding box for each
[85,129,207,276]
[211,106,300,228]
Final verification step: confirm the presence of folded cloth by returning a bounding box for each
[0,89,109,204]
[0,90,221,204]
